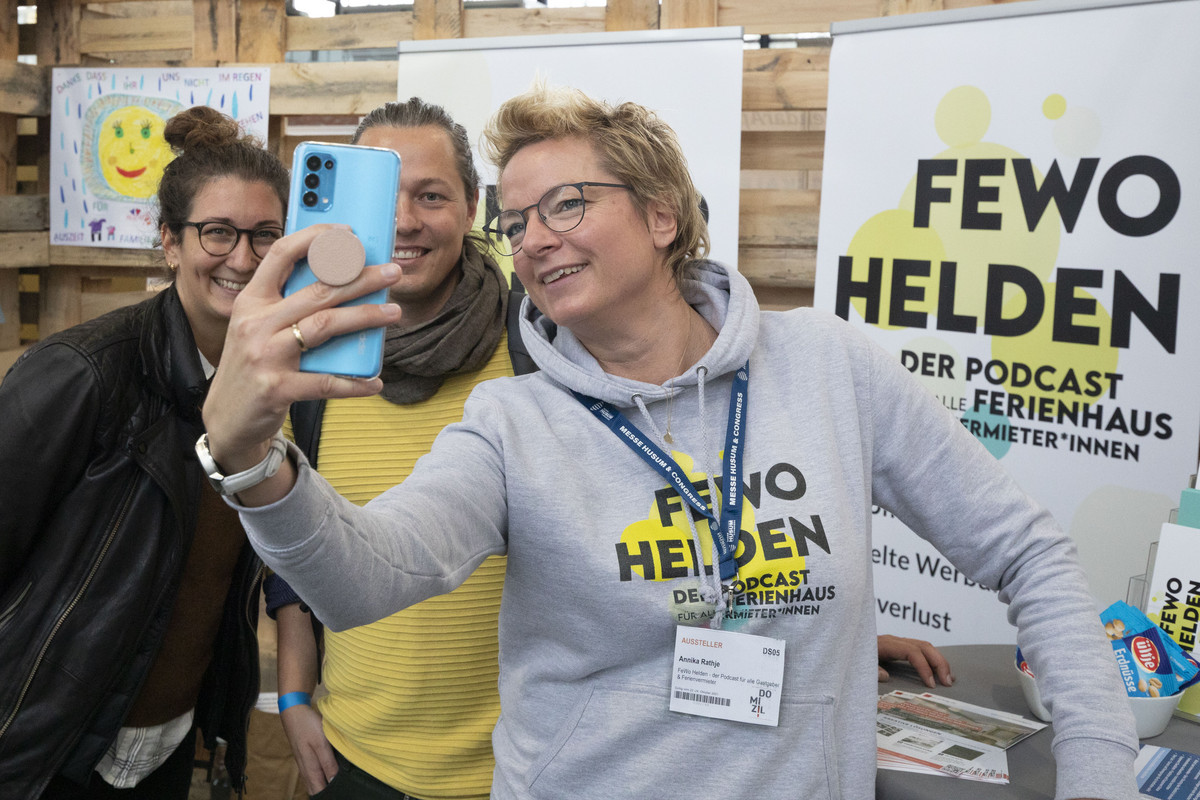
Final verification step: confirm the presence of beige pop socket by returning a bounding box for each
[308,229,366,286]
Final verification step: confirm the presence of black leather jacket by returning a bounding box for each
[0,286,261,798]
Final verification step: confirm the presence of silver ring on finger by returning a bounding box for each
[291,323,310,353]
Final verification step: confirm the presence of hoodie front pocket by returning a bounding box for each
[525,682,841,799]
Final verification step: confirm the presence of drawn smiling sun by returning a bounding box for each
[97,105,173,198]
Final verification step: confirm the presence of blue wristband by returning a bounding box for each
[277,691,311,713]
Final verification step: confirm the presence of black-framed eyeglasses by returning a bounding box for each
[183,220,284,259]
[483,181,633,256]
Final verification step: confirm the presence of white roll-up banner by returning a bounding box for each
[396,28,744,269]
[815,0,1200,644]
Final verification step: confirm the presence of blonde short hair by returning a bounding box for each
[481,84,709,283]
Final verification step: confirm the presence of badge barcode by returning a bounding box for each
[673,690,730,707]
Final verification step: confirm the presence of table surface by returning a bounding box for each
[875,644,1200,799]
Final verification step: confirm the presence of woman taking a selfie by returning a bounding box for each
[0,106,286,799]
[201,86,1137,799]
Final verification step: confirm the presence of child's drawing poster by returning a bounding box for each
[50,67,270,249]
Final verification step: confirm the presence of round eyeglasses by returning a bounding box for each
[184,220,284,259]
[483,181,632,256]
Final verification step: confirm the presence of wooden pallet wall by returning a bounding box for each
[0,0,1031,369]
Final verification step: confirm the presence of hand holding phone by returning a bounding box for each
[283,142,401,378]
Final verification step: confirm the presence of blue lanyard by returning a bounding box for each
[573,361,749,581]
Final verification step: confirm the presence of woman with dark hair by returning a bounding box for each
[0,105,288,799]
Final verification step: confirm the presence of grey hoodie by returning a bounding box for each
[239,260,1138,799]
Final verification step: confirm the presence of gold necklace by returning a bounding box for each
[663,311,694,445]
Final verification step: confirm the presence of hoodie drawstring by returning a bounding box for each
[632,372,728,625]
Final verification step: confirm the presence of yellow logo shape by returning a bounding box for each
[617,450,809,583]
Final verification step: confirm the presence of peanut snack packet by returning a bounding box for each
[1100,600,1200,698]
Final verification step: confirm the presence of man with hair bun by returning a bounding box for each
[0,105,288,799]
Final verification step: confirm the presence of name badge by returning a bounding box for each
[669,626,785,726]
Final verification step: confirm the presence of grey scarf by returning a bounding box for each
[378,242,508,404]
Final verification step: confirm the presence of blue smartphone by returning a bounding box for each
[283,141,401,378]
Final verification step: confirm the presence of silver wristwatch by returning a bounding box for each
[195,430,288,496]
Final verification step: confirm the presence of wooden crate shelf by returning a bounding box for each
[1,0,1031,346]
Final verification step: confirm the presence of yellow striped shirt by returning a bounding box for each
[307,334,513,799]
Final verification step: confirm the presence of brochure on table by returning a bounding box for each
[876,690,1046,783]
[1135,745,1200,799]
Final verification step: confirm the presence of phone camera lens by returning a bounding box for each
[304,173,320,189]
[306,155,322,171]
[324,160,334,170]
[302,191,318,208]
